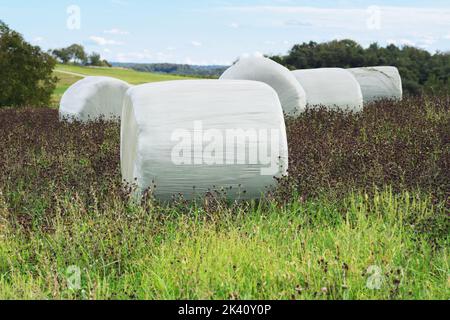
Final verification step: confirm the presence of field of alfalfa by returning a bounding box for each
[0,95,448,300]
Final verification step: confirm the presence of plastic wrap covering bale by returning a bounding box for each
[292,68,364,112]
[121,80,289,201]
[60,76,131,122]
[220,55,307,115]
[348,66,403,104]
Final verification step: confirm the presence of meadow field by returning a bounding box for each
[51,64,193,106]
[0,96,448,300]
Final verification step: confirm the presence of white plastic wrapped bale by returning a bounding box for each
[121,80,289,201]
[348,66,403,104]
[60,76,131,122]
[291,68,364,112]
[220,55,307,115]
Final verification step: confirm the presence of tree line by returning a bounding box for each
[112,62,228,78]
[51,44,111,67]
[271,39,449,95]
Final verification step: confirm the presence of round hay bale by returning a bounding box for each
[348,66,403,104]
[292,68,364,112]
[121,80,288,200]
[220,55,307,116]
[59,76,131,122]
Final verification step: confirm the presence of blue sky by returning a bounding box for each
[1,0,449,65]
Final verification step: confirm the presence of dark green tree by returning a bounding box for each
[52,45,110,67]
[0,21,57,107]
[66,44,87,65]
[88,52,102,66]
[52,48,71,64]
[271,39,450,96]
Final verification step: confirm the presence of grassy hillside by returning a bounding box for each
[52,64,194,106]
[0,97,448,299]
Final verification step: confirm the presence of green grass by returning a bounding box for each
[1,97,447,300]
[52,64,194,107]
[0,189,448,300]
[55,64,192,84]
[51,70,83,106]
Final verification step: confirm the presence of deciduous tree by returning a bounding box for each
[0,21,57,107]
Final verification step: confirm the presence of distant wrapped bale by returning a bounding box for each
[60,76,131,122]
[220,55,307,115]
[121,80,288,200]
[348,66,403,104]
[292,68,364,112]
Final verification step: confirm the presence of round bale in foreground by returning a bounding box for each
[348,66,403,104]
[121,80,289,201]
[60,76,131,122]
[220,55,307,116]
[292,68,364,112]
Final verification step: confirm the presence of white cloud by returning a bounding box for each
[155,51,174,62]
[218,5,450,30]
[191,41,202,47]
[386,39,396,45]
[104,28,129,35]
[252,52,263,58]
[229,22,240,29]
[421,36,437,45]
[386,38,416,47]
[400,39,416,46]
[211,59,233,66]
[216,5,450,53]
[89,36,123,46]
[116,51,153,62]
[283,20,313,27]
[182,57,231,66]
[417,35,438,49]
[32,37,44,44]
[184,57,194,64]
[115,49,176,63]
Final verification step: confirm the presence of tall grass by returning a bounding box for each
[0,96,448,299]
[0,189,448,299]
[279,96,449,200]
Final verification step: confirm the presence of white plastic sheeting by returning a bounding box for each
[291,68,364,112]
[348,66,403,104]
[121,80,289,200]
[220,55,307,115]
[60,76,131,122]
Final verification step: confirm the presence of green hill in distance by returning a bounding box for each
[52,64,195,107]
[112,62,228,78]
